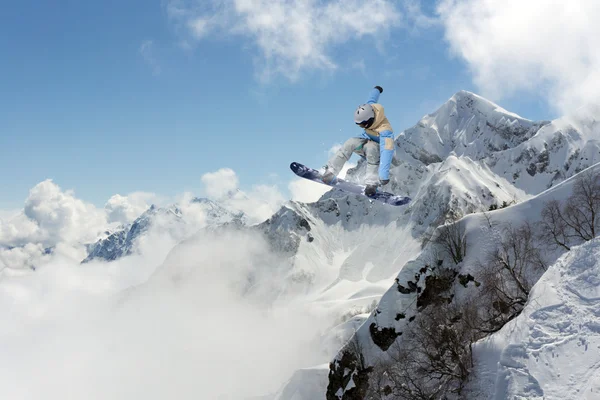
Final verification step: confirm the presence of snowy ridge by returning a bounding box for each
[83,204,181,263]
[405,154,529,228]
[487,104,600,193]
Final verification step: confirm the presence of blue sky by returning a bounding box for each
[0,0,566,210]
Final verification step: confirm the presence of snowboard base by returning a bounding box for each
[290,162,411,207]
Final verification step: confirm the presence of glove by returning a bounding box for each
[365,184,377,197]
[374,86,383,93]
[380,179,390,186]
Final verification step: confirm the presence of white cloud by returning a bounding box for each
[228,183,286,223]
[23,180,108,245]
[0,243,47,271]
[0,168,362,397]
[0,180,108,248]
[139,40,161,75]
[0,209,19,221]
[400,0,439,34]
[0,213,40,246]
[437,0,600,113]
[104,192,157,225]
[200,168,285,224]
[201,168,239,199]
[188,17,212,39]
[0,228,329,400]
[1,170,287,256]
[166,0,403,81]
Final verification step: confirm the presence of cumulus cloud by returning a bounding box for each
[165,0,403,81]
[104,192,158,225]
[24,180,107,244]
[230,183,286,223]
[200,168,285,224]
[437,0,600,113]
[200,168,239,198]
[0,180,108,248]
[0,212,41,247]
[0,243,48,271]
[0,209,19,221]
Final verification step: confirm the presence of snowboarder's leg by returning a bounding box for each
[364,140,380,185]
[324,137,368,182]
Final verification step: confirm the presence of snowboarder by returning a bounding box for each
[322,85,396,197]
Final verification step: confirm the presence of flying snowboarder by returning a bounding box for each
[321,85,396,197]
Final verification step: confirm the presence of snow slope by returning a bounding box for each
[475,237,600,400]
[326,161,600,399]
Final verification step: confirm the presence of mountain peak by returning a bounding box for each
[443,90,528,121]
[395,90,546,168]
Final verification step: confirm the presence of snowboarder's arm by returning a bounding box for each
[366,86,383,104]
[378,130,394,181]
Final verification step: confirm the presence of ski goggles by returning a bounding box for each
[356,117,375,129]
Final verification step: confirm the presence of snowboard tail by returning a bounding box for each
[290,162,411,206]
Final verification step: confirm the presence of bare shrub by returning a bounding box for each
[481,209,498,229]
[564,170,600,240]
[366,300,482,400]
[539,199,571,251]
[478,222,546,333]
[432,216,468,265]
[538,170,600,250]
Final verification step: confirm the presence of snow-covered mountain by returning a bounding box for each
[83,197,245,263]
[269,93,600,399]
[392,91,600,196]
[398,90,547,165]
[323,162,586,397]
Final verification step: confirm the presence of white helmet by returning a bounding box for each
[354,104,375,128]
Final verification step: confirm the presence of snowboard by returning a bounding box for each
[290,162,411,206]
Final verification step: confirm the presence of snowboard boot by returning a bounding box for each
[365,184,378,197]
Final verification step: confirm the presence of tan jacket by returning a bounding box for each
[365,104,393,137]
